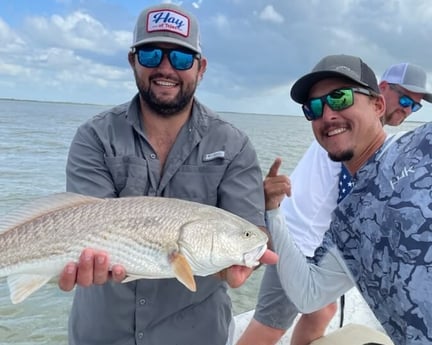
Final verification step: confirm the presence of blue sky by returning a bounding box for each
[1,0,431,121]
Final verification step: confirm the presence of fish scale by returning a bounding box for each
[0,192,268,304]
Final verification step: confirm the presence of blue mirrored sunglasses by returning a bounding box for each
[389,84,422,112]
[135,46,200,71]
[302,87,376,121]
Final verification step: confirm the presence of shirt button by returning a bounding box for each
[139,298,146,305]
[137,332,144,339]
[150,153,156,159]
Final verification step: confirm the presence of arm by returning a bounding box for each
[266,208,354,312]
[66,122,117,197]
[217,136,266,226]
[262,158,353,312]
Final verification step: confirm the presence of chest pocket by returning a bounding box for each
[105,155,149,197]
[169,164,227,206]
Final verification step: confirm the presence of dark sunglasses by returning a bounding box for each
[135,46,200,71]
[302,87,376,121]
[389,84,422,112]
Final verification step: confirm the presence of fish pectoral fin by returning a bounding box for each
[7,273,53,304]
[169,252,196,292]
[121,274,145,284]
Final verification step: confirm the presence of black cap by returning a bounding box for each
[291,54,379,104]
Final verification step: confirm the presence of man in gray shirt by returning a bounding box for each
[57,3,276,345]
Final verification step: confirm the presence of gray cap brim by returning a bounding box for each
[131,36,200,54]
[400,84,432,103]
[291,70,372,104]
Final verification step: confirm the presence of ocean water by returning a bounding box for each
[0,99,423,344]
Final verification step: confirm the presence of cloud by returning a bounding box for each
[192,0,204,9]
[258,5,284,24]
[22,11,130,54]
[0,18,25,52]
[0,0,431,120]
[0,6,134,103]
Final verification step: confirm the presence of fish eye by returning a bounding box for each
[244,230,251,237]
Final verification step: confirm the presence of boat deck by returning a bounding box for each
[233,287,392,344]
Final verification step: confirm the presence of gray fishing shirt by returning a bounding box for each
[267,123,432,345]
[66,94,265,345]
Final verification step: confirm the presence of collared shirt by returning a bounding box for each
[66,94,265,345]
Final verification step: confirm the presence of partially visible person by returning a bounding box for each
[237,140,341,345]
[380,62,432,126]
[237,62,432,345]
[265,54,432,345]
[56,3,276,345]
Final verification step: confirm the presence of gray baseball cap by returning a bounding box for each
[131,3,201,54]
[381,63,432,103]
[291,54,379,104]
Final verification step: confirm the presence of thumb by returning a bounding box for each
[267,157,282,178]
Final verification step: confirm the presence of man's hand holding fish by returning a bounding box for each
[59,246,278,291]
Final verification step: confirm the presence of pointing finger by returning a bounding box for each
[267,158,282,178]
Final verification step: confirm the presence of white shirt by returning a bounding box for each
[281,140,340,256]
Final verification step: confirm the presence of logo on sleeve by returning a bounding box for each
[390,166,415,190]
[147,9,190,37]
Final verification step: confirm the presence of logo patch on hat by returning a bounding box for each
[147,9,190,37]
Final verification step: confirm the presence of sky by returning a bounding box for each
[1,0,432,121]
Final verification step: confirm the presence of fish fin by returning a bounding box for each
[0,192,102,233]
[121,274,145,284]
[7,273,53,304]
[169,252,196,292]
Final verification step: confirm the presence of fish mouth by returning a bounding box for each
[243,244,267,267]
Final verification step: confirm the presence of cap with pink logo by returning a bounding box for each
[131,3,201,54]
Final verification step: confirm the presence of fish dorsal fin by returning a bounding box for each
[7,273,54,304]
[169,252,196,292]
[0,192,102,234]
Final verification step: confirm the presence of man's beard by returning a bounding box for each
[383,109,403,126]
[328,150,354,162]
[137,75,197,117]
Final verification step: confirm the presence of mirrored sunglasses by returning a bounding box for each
[136,46,200,71]
[389,84,422,112]
[302,87,376,121]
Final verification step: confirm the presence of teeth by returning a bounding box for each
[327,128,347,136]
[155,80,176,87]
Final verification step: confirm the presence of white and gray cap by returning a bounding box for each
[131,3,202,54]
[381,63,432,103]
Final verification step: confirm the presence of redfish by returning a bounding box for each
[0,192,267,303]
